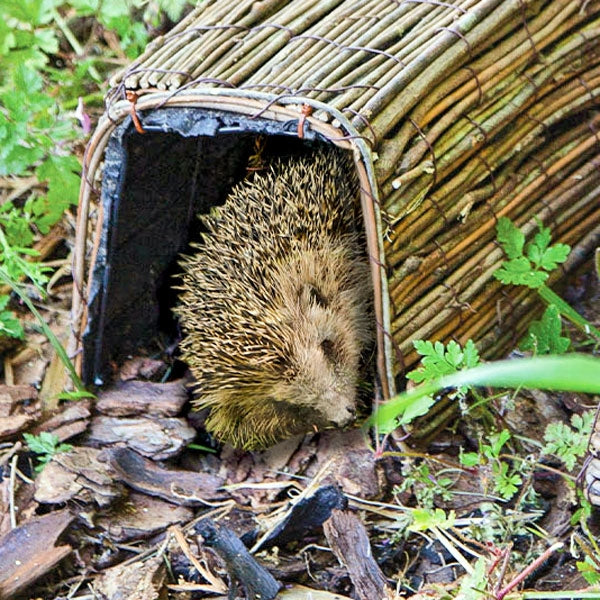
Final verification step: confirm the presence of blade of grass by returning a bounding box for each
[369,354,600,430]
[0,267,86,392]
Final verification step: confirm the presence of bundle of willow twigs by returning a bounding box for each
[74,0,600,395]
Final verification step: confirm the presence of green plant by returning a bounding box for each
[369,354,600,433]
[460,430,523,500]
[23,431,72,471]
[494,217,600,342]
[377,340,481,433]
[394,462,455,508]
[542,411,594,471]
[0,294,24,339]
[0,1,192,345]
[520,304,571,355]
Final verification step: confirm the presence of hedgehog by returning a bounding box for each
[175,147,373,450]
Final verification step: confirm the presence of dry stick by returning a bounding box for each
[394,38,587,186]
[423,4,592,125]
[259,0,394,89]
[120,0,244,88]
[170,525,227,593]
[181,0,302,85]
[295,3,410,94]
[384,62,600,217]
[209,0,332,82]
[394,203,600,363]
[329,0,479,116]
[9,454,17,529]
[495,542,563,600]
[388,129,600,302]
[387,120,596,279]
[377,3,589,183]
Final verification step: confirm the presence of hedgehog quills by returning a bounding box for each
[176,149,373,450]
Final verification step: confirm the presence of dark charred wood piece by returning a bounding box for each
[195,518,280,600]
[258,484,347,550]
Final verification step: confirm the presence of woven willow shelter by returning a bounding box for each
[72,0,600,399]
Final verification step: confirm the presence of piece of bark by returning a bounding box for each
[196,519,280,600]
[0,414,36,439]
[86,416,195,460]
[118,357,169,381]
[0,384,37,407]
[92,555,166,600]
[255,484,346,551]
[0,509,74,598]
[34,446,125,507]
[96,492,193,542]
[0,385,40,439]
[31,400,92,442]
[104,446,226,505]
[313,429,385,498]
[323,509,392,600]
[95,379,189,417]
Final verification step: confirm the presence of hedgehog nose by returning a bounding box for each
[337,406,356,426]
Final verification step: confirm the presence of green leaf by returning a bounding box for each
[462,339,480,368]
[32,28,58,54]
[492,461,522,500]
[496,216,525,260]
[34,155,81,232]
[539,243,570,271]
[23,431,59,455]
[494,257,548,288]
[527,221,552,266]
[408,339,478,384]
[520,304,570,355]
[1,0,58,26]
[409,508,456,532]
[457,557,488,600]
[157,0,188,22]
[368,355,600,431]
[460,450,480,467]
[577,558,600,586]
[489,429,511,458]
[0,309,24,338]
[23,431,72,471]
[543,411,593,471]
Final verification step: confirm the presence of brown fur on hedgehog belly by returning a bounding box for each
[175,148,373,450]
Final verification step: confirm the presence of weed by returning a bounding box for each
[494,216,600,342]
[23,431,72,472]
[542,411,594,471]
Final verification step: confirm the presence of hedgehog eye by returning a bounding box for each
[302,284,328,308]
[320,338,337,362]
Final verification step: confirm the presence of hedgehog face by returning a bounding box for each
[272,281,365,430]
